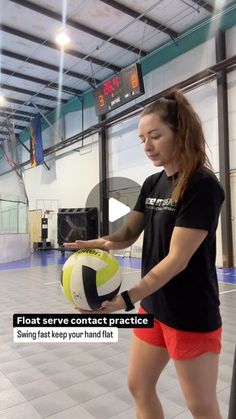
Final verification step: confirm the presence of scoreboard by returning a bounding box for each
[93,63,144,116]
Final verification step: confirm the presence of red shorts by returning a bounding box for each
[134,307,222,360]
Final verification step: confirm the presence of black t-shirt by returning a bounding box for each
[134,168,225,332]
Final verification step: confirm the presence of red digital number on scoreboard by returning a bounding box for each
[103,76,120,96]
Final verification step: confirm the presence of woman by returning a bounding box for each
[64,90,224,419]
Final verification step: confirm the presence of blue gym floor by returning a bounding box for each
[0,250,235,284]
[0,251,142,271]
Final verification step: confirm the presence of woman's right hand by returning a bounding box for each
[63,238,108,250]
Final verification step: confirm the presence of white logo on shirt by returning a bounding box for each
[145,197,177,211]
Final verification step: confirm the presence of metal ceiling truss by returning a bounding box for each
[0,123,27,131]
[1,24,121,73]
[1,68,83,96]
[190,0,214,13]
[2,96,54,112]
[0,107,35,118]
[0,112,31,122]
[98,0,179,39]
[0,130,9,136]
[1,83,68,104]
[3,54,234,176]
[0,0,232,146]
[9,0,147,58]
[0,129,19,136]
[1,49,101,86]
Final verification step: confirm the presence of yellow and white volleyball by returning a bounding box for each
[60,248,121,310]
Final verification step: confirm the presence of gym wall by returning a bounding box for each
[0,27,235,263]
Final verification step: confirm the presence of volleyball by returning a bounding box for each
[61,248,121,310]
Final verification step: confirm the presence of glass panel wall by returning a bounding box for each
[0,193,28,234]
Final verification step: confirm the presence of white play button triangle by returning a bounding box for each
[109,198,131,222]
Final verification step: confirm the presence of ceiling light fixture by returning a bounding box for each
[55,29,71,47]
[0,93,6,105]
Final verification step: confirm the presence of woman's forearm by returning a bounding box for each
[104,235,139,250]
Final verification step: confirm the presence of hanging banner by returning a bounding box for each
[30,114,44,167]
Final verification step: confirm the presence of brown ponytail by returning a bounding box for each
[141,90,211,201]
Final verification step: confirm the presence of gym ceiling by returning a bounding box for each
[0,0,235,142]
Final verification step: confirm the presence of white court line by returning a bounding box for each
[122,270,140,274]
[44,281,59,285]
[220,289,236,295]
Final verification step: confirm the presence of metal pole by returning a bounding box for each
[98,114,109,236]
[215,30,234,267]
[228,346,236,419]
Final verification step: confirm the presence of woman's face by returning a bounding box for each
[138,112,178,175]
